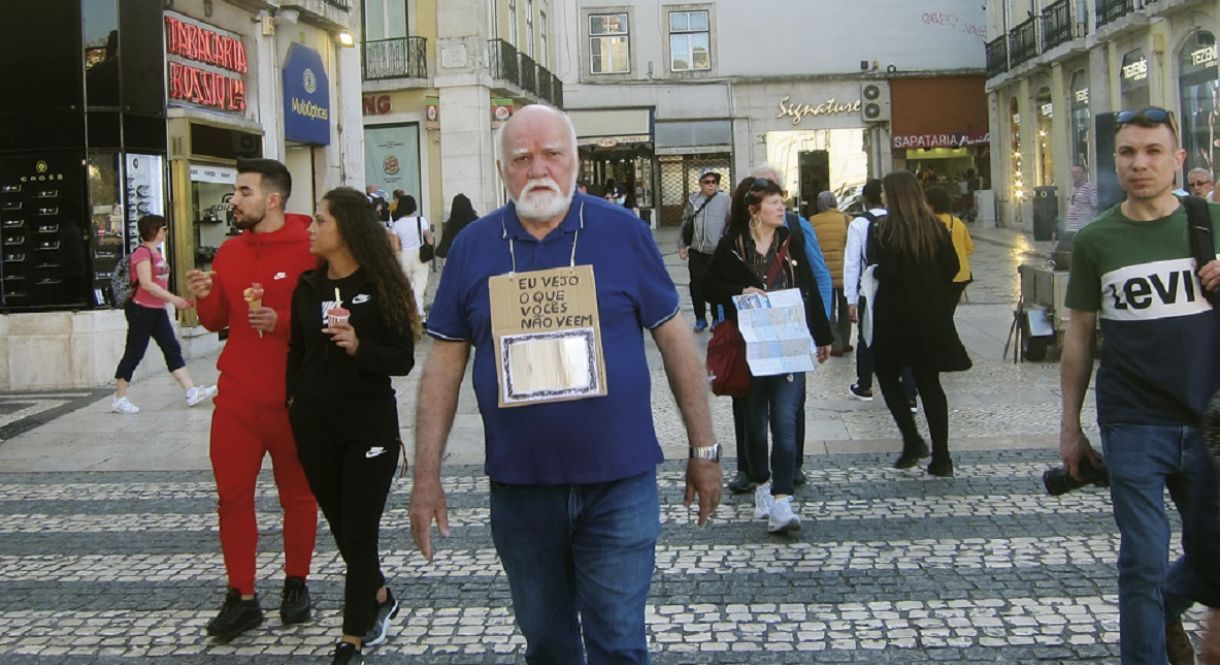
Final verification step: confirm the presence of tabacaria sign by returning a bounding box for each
[164,12,248,113]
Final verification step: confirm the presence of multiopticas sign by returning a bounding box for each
[164,12,248,113]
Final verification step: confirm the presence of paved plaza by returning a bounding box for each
[0,225,1209,663]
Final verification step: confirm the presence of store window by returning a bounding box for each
[82,0,119,108]
[589,13,630,74]
[1010,97,1024,202]
[362,0,407,41]
[1179,30,1218,175]
[669,9,710,72]
[1069,69,1090,169]
[1120,48,1150,110]
[1035,87,1053,187]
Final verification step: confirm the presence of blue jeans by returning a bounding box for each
[1101,423,1220,664]
[744,373,804,495]
[489,469,660,665]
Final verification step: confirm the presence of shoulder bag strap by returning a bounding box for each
[1182,195,1218,304]
[765,237,792,288]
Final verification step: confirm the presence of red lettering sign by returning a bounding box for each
[165,16,248,73]
[362,95,392,115]
[169,62,246,112]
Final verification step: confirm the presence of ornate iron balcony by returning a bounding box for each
[1095,0,1134,27]
[488,39,520,88]
[986,35,1009,78]
[363,36,427,81]
[1009,17,1039,67]
[519,52,538,96]
[1041,0,1074,51]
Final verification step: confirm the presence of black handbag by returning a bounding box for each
[417,216,434,263]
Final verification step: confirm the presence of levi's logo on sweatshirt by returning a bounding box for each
[1101,258,1212,321]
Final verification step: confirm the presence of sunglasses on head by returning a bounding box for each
[1114,107,1178,134]
[749,177,773,189]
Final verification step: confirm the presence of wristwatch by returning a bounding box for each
[689,443,721,461]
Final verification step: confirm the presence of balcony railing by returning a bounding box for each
[986,35,1009,78]
[1041,0,1074,51]
[551,73,563,108]
[1096,0,1134,27]
[363,36,427,81]
[537,69,552,102]
[488,39,519,88]
[1008,17,1039,66]
[519,53,538,95]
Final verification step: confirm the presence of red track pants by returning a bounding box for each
[210,404,318,596]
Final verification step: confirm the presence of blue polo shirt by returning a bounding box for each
[427,193,680,485]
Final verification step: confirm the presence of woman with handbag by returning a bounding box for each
[703,176,833,534]
[390,194,433,312]
[868,171,971,477]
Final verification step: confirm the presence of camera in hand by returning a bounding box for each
[1043,456,1110,496]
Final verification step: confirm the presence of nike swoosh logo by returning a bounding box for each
[365,447,386,458]
[352,294,370,304]
[273,272,288,280]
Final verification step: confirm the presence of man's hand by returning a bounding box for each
[185,269,213,299]
[816,345,831,363]
[849,304,858,323]
[1059,428,1101,481]
[1200,258,1220,293]
[1203,608,1220,665]
[684,458,722,526]
[678,246,689,261]
[248,306,277,334]
[409,479,450,561]
[325,320,359,356]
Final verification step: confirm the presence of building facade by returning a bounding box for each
[359,0,563,226]
[558,0,991,225]
[985,0,1220,230]
[0,0,364,389]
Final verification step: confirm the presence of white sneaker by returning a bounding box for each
[768,496,802,533]
[111,396,140,414]
[186,385,218,407]
[753,483,775,520]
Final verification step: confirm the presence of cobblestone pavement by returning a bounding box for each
[0,225,1211,663]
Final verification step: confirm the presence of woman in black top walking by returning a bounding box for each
[869,171,970,477]
[287,187,421,665]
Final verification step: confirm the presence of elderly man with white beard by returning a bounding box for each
[409,104,721,664]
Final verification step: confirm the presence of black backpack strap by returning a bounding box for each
[1181,195,1219,304]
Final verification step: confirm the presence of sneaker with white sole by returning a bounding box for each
[753,483,775,519]
[186,385,218,407]
[362,587,399,648]
[768,496,802,533]
[111,396,140,414]
[848,384,874,401]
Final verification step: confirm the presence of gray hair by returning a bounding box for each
[750,163,783,184]
[1189,167,1214,183]
[816,191,838,213]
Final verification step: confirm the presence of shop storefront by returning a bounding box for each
[1120,48,1150,110]
[654,119,731,226]
[1179,29,1218,177]
[570,108,656,223]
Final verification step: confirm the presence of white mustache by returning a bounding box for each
[522,179,561,196]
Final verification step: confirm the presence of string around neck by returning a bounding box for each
[504,201,584,274]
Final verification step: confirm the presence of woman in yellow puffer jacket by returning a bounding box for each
[924,186,974,314]
[808,191,852,355]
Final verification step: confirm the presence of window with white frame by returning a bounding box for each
[508,0,518,46]
[363,0,407,41]
[540,11,548,66]
[589,13,630,74]
[488,0,498,39]
[526,0,534,56]
[669,9,709,72]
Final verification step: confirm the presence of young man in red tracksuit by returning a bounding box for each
[186,158,319,640]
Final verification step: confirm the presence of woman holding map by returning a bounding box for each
[703,175,832,534]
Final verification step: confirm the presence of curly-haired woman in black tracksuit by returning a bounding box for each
[287,186,421,665]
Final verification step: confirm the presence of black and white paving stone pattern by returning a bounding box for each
[0,451,1208,664]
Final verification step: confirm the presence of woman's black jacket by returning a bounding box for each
[701,225,834,347]
[286,268,415,409]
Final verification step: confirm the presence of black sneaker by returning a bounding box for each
[280,577,311,625]
[362,587,400,648]
[331,642,364,665]
[205,588,263,640]
[848,384,874,401]
[726,471,756,494]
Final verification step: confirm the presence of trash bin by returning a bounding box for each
[1033,186,1058,241]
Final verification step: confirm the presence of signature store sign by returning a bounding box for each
[165,12,248,113]
[776,96,862,126]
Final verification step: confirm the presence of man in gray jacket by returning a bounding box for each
[678,169,731,332]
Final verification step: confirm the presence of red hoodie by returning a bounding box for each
[196,220,316,409]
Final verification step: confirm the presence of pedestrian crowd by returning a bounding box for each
[106,104,1220,665]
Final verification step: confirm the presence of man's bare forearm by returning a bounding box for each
[652,317,716,448]
[413,340,471,481]
[1059,311,1097,431]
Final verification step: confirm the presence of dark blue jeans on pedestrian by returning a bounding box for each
[489,469,661,665]
[744,372,805,495]
[114,302,185,382]
[1100,423,1220,664]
